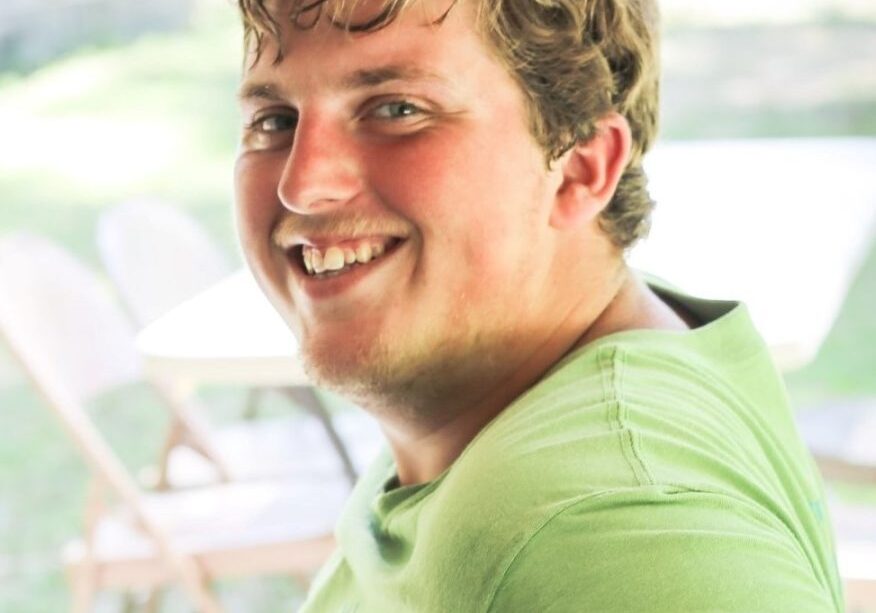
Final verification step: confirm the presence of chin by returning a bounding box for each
[299,326,505,427]
[299,334,389,397]
[300,333,442,411]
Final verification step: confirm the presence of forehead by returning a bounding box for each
[242,0,482,73]
[238,0,509,106]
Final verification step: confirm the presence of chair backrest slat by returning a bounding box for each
[97,199,230,326]
[0,233,140,403]
[0,232,224,611]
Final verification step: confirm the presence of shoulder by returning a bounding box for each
[461,334,776,499]
[486,485,839,613]
[438,337,836,609]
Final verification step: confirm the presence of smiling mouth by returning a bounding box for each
[290,236,406,279]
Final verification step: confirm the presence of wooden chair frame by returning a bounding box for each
[0,233,345,612]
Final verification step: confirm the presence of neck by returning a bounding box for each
[372,260,691,487]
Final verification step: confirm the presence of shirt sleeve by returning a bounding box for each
[487,486,840,613]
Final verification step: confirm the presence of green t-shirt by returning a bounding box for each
[300,285,843,612]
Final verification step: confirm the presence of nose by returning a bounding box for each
[277,113,364,215]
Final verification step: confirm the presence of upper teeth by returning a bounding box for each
[302,240,391,275]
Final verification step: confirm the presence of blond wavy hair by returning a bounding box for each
[237,0,661,249]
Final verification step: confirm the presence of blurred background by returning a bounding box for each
[1,0,874,610]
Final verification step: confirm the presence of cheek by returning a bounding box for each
[374,130,528,228]
[234,154,281,248]
[397,140,542,262]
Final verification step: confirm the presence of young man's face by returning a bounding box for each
[235,0,568,406]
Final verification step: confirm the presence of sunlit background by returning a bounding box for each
[1,0,874,610]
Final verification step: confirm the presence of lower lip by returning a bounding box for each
[289,240,408,301]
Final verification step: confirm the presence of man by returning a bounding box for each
[233,0,842,609]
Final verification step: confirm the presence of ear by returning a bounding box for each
[550,112,633,230]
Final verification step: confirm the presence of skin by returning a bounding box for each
[235,0,690,486]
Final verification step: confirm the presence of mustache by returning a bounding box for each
[271,213,410,246]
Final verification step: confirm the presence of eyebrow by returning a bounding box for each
[238,82,287,103]
[238,65,449,103]
[341,65,445,89]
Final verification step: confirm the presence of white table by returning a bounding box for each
[136,269,307,389]
[137,137,876,383]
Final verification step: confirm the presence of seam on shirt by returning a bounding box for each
[599,345,654,487]
[484,486,707,612]
[484,488,628,613]
[484,486,829,613]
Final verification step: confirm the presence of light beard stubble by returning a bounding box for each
[298,324,508,427]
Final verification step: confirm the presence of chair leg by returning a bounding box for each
[155,417,185,490]
[283,387,359,486]
[290,570,313,592]
[242,388,264,420]
[70,477,106,613]
[179,574,226,613]
[69,568,96,613]
[153,382,234,483]
[120,591,138,613]
[143,588,164,613]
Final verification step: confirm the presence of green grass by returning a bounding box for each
[0,6,874,612]
[0,5,244,265]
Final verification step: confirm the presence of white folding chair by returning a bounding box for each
[0,233,349,612]
[96,199,373,488]
[96,198,231,327]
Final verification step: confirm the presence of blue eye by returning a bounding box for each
[372,101,421,120]
[255,114,298,132]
